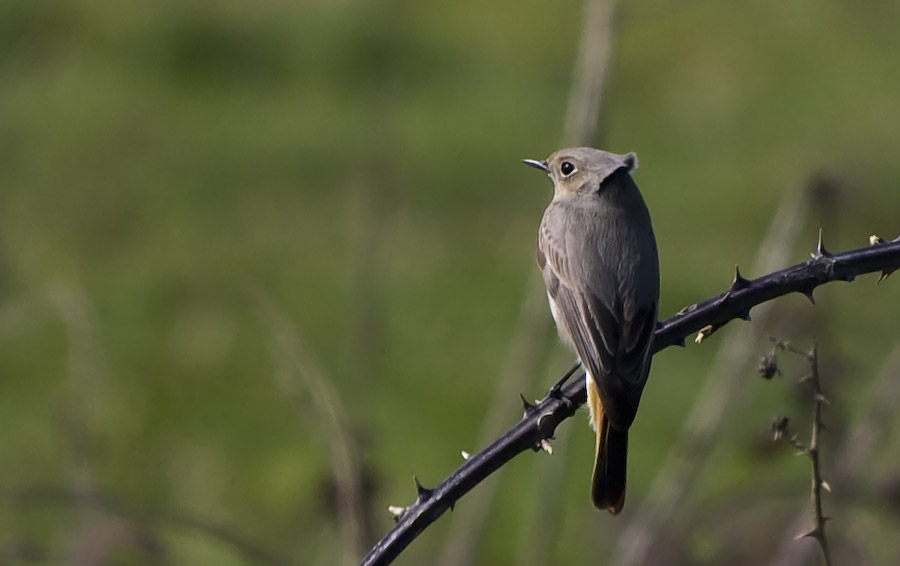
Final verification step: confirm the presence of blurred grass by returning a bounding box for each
[1,0,900,564]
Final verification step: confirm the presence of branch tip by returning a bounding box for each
[388,505,408,522]
[540,439,554,455]
[695,324,716,344]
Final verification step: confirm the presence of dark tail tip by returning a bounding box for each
[592,418,628,514]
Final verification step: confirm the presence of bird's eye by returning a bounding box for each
[560,161,576,176]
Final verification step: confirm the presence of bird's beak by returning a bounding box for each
[522,159,550,173]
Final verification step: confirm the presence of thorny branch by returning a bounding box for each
[359,232,900,566]
[766,340,831,565]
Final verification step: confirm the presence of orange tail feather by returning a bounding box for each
[587,379,628,514]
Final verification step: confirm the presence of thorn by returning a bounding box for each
[816,392,830,405]
[877,269,896,284]
[737,309,751,321]
[520,394,537,416]
[812,228,832,259]
[388,505,408,521]
[695,324,716,344]
[795,526,821,541]
[821,481,832,493]
[799,287,816,305]
[730,264,751,291]
[461,450,470,461]
[869,234,886,245]
[674,336,686,347]
[540,439,554,455]
[414,476,433,502]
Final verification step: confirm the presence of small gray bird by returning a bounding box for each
[524,147,659,514]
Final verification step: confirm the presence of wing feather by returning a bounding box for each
[538,205,656,428]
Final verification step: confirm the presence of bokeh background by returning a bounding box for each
[2,0,900,564]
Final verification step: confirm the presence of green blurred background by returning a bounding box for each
[2,0,900,564]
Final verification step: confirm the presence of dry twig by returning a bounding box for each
[767,340,831,565]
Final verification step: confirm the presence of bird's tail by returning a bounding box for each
[587,379,628,514]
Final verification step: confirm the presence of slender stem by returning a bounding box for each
[805,343,831,565]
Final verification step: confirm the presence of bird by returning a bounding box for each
[524,147,659,514]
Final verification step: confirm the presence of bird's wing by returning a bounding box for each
[538,213,655,428]
[538,216,616,381]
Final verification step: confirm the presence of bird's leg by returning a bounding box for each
[544,360,583,400]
